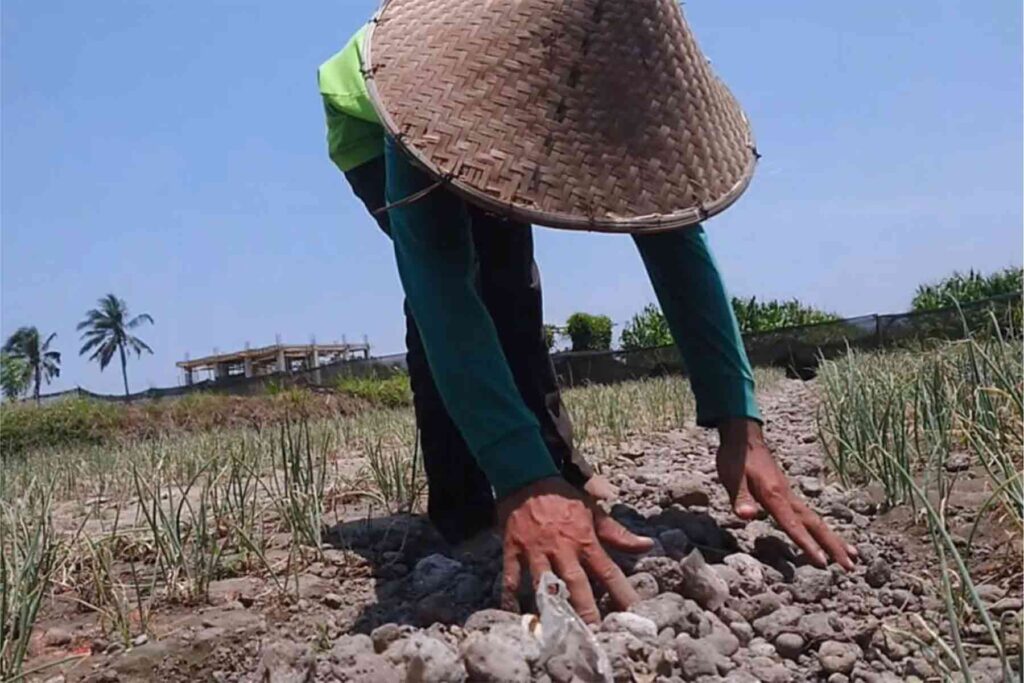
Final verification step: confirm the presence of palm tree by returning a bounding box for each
[2,327,61,403]
[77,294,154,400]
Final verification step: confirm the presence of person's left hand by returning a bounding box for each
[716,419,858,570]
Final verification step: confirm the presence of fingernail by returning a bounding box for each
[817,552,828,566]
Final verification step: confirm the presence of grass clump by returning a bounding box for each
[335,373,412,409]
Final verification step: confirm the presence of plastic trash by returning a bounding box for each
[534,571,613,683]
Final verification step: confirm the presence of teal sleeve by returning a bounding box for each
[384,137,558,497]
[633,227,761,427]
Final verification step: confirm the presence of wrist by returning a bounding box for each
[717,417,766,452]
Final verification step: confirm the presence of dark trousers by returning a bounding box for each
[344,156,593,543]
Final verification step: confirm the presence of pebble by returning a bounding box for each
[665,479,711,507]
[752,605,804,640]
[627,572,660,600]
[746,655,794,682]
[796,612,838,641]
[788,565,833,603]
[330,634,373,666]
[735,591,783,622]
[332,653,401,682]
[323,592,345,609]
[675,634,725,679]
[633,556,684,593]
[729,620,754,645]
[723,552,767,595]
[395,633,466,682]
[462,609,520,632]
[989,597,1022,614]
[818,640,861,675]
[43,628,73,647]
[412,554,463,596]
[679,549,729,611]
[774,632,805,659]
[371,623,408,653]
[461,632,530,682]
[658,529,692,559]
[864,558,891,588]
[602,612,658,641]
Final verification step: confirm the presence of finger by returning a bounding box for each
[526,551,553,590]
[501,544,523,612]
[551,553,600,624]
[581,541,640,613]
[794,500,855,570]
[759,490,828,567]
[731,474,761,520]
[593,511,654,553]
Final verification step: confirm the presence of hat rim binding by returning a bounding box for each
[362,5,758,234]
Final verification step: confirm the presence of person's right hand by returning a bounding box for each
[497,477,653,624]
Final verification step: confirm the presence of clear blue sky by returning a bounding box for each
[2,1,1021,395]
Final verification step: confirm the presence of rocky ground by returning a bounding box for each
[30,380,1022,682]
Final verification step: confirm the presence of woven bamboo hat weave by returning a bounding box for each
[364,0,757,233]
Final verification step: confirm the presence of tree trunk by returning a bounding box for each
[34,364,40,404]
[120,345,130,402]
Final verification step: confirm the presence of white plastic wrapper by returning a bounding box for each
[533,571,613,683]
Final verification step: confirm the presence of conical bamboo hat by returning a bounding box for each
[364,0,757,233]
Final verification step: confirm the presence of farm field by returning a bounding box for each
[2,340,1021,682]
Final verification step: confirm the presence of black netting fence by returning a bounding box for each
[27,293,1020,404]
[552,293,1021,386]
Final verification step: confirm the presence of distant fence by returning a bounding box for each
[28,293,1021,404]
[552,293,1021,386]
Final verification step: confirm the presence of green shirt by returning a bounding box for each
[317,27,384,172]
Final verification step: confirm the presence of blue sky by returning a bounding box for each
[2,0,1021,395]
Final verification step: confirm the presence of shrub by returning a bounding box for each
[620,304,673,350]
[565,313,613,352]
[0,398,123,459]
[335,373,412,409]
[912,267,1022,311]
[731,296,840,333]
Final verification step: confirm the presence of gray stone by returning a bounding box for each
[723,552,767,595]
[596,632,648,682]
[460,632,530,682]
[827,675,849,683]
[675,634,724,680]
[729,620,754,645]
[452,573,485,603]
[665,480,711,508]
[602,612,658,641]
[396,633,466,682]
[818,640,861,675]
[796,612,838,642]
[627,572,660,600]
[633,557,684,593]
[322,589,350,608]
[412,554,463,596]
[975,583,1006,604]
[330,634,374,666]
[864,559,891,588]
[658,529,692,559]
[415,592,457,625]
[735,592,782,622]
[43,628,73,647]
[989,597,1022,614]
[332,653,401,682]
[774,632,805,659]
[798,477,824,497]
[679,549,729,611]
[371,623,409,653]
[788,565,832,603]
[705,619,740,657]
[256,640,314,683]
[752,605,804,640]
[463,609,519,632]
[746,656,794,683]
[714,564,743,591]
[629,592,688,631]
[967,657,1011,683]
